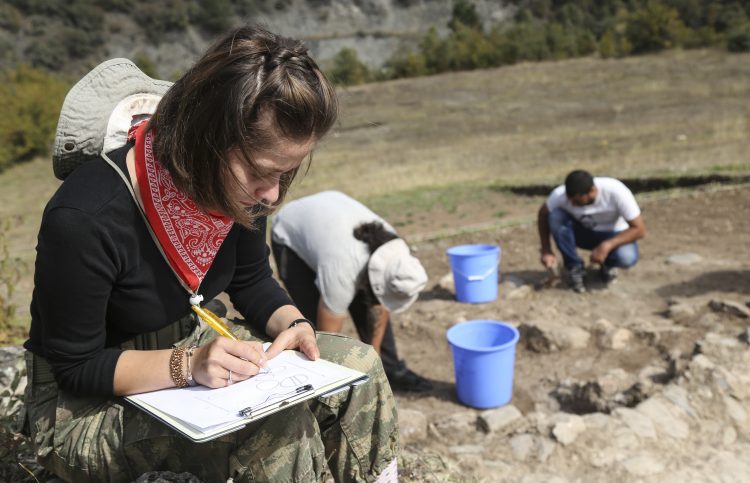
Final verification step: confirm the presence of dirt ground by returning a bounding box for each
[375,183,750,481]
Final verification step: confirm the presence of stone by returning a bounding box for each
[509,433,535,461]
[667,303,698,323]
[582,412,611,430]
[433,411,478,434]
[537,437,556,462]
[621,454,665,476]
[0,346,26,395]
[598,368,638,397]
[398,408,428,443]
[478,404,523,434]
[521,475,568,483]
[723,426,738,446]
[507,284,532,300]
[438,272,455,293]
[588,448,619,468]
[663,384,697,418]
[709,299,750,319]
[134,472,201,483]
[520,320,590,353]
[611,425,641,451]
[447,444,484,455]
[723,395,747,423]
[666,253,703,265]
[613,407,656,439]
[551,414,586,446]
[501,274,526,288]
[598,328,633,350]
[636,397,690,439]
[592,318,615,333]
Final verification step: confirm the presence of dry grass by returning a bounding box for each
[298,48,750,202]
[1,48,749,338]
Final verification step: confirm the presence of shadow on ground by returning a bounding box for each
[656,270,750,298]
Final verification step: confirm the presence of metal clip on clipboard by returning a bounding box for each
[238,384,314,418]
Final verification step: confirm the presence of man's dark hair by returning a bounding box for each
[565,170,594,197]
[353,221,398,254]
[353,221,400,306]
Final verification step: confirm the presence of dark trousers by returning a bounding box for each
[548,207,640,270]
[272,241,402,375]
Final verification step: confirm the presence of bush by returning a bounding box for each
[444,23,496,70]
[0,66,69,170]
[727,21,750,51]
[329,48,371,86]
[0,4,23,32]
[134,0,190,43]
[625,0,688,54]
[385,50,429,79]
[24,41,68,71]
[491,22,551,64]
[0,220,23,338]
[133,51,159,78]
[194,0,233,33]
[448,0,482,32]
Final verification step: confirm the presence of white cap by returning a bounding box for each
[367,239,428,314]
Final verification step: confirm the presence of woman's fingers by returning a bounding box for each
[297,336,319,361]
[266,323,319,361]
[193,339,269,388]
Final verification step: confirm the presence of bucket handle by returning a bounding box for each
[452,265,497,282]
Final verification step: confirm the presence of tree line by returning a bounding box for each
[330,0,750,85]
[2,0,750,170]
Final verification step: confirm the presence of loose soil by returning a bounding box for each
[380,183,750,480]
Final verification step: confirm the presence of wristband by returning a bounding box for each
[185,346,198,386]
[288,318,316,334]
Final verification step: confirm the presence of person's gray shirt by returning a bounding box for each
[272,191,397,314]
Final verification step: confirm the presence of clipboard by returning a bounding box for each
[125,349,369,443]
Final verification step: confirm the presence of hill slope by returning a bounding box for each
[0,0,512,77]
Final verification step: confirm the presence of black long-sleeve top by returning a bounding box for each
[24,144,292,396]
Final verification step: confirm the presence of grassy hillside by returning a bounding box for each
[303,48,750,202]
[1,48,749,342]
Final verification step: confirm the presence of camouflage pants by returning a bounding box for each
[24,319,399,483]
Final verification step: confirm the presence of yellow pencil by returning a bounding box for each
[192,305,238,340]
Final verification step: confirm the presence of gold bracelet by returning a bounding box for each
[169,347,188,388]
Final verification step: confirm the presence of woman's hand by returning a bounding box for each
[191,337,268,388]
[265,322,319,361]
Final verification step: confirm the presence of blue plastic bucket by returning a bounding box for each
[446,320,519,409]
[446,244,500,303]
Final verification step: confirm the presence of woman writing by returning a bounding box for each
[23,25,398,482]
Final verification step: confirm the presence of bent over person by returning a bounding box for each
[271,190,433,392]
[538,170,646,293]
[23,25,398,483]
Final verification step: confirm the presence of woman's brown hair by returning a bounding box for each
[149,24,338,227]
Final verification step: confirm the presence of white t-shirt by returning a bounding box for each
[271,191,396,315]
[545,177,640,232]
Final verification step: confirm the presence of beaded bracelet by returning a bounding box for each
[186,346,198,387]
[169,347,189,388]
[288,318,316,334]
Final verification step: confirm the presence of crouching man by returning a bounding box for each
[538,169,646,292]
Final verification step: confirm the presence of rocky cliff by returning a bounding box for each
[0,0,513,78]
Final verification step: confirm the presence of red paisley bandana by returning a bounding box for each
[130,122,233,292]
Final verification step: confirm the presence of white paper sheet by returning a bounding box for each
[131,350,352,429]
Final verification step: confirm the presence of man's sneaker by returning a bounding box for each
[386,363,433,392]
[566,266,586,293]
[600,265,619,284]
